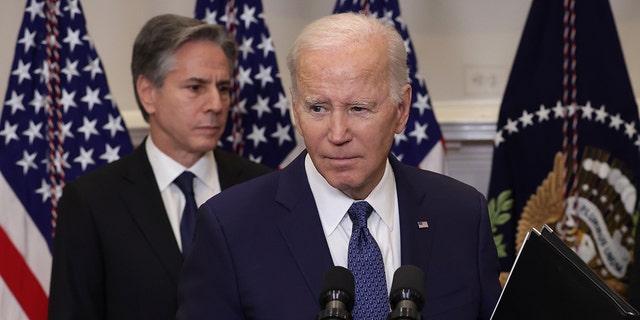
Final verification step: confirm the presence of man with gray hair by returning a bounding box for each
[178,12,500,320]
[49,14,271,320]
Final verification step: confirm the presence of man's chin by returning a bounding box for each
[324,173,362,192]
[192,140,219,153]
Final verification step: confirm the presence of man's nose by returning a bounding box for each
[204,87,224,112]
[327,112,352,145]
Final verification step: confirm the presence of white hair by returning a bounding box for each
[286,12,408,104]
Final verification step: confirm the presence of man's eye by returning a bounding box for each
[310,105,324,113]
[188,85,201,91]
[351,105,372,113]
[218,85,230,93]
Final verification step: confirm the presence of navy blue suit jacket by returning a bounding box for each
[178,152,501,320]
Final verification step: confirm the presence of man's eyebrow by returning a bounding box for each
[303,97,325,105]
[182,78,231,87]
[347,100,375,106]
[184,77,211,84]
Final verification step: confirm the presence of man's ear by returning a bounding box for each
[395,84,412,134]
[136,75,156,115]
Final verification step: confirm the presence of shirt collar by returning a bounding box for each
[305,154,396,236]
[145,136,217,191]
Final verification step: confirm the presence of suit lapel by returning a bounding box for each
[272,154,436,298]
[120,146,183,284]
[391,156,436,272]
[274,153,334,300]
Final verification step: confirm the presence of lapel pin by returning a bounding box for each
[417,220,429,229]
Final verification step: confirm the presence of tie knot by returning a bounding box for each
[348,201,373,229]
[174,171,196,196]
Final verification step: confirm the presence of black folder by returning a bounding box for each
[491,225,640,320]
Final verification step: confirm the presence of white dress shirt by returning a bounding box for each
[305,154,401,292]
[145,137,221,252]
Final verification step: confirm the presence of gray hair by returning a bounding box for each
[286,12,407,105]
[131,14,237,122]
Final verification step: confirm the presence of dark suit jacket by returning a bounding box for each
[48,143,272,320]
[177,152,501,320]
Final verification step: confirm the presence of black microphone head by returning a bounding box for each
[389,265,425,311]
[319,266,355,311]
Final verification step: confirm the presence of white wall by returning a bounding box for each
[1,0,639,127]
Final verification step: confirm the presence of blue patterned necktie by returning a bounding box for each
[347,201,389,320]
[174,171,197,257]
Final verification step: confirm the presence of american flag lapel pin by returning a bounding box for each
[417,220,429,229]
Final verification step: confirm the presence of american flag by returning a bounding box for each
[0,0,133,318]
[333,0,446,173]
[194,0,299,169]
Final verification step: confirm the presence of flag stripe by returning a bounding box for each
[0,0,133,314]
[0,276,29,320]
[0,175,52,292]
[0,227,48,320]
[418,139,446,173]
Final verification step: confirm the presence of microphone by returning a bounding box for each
[317,266,355,320]
[387,265,425,320]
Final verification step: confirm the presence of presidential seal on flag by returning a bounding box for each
[487,0,640,297]
[516,146,636,295]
